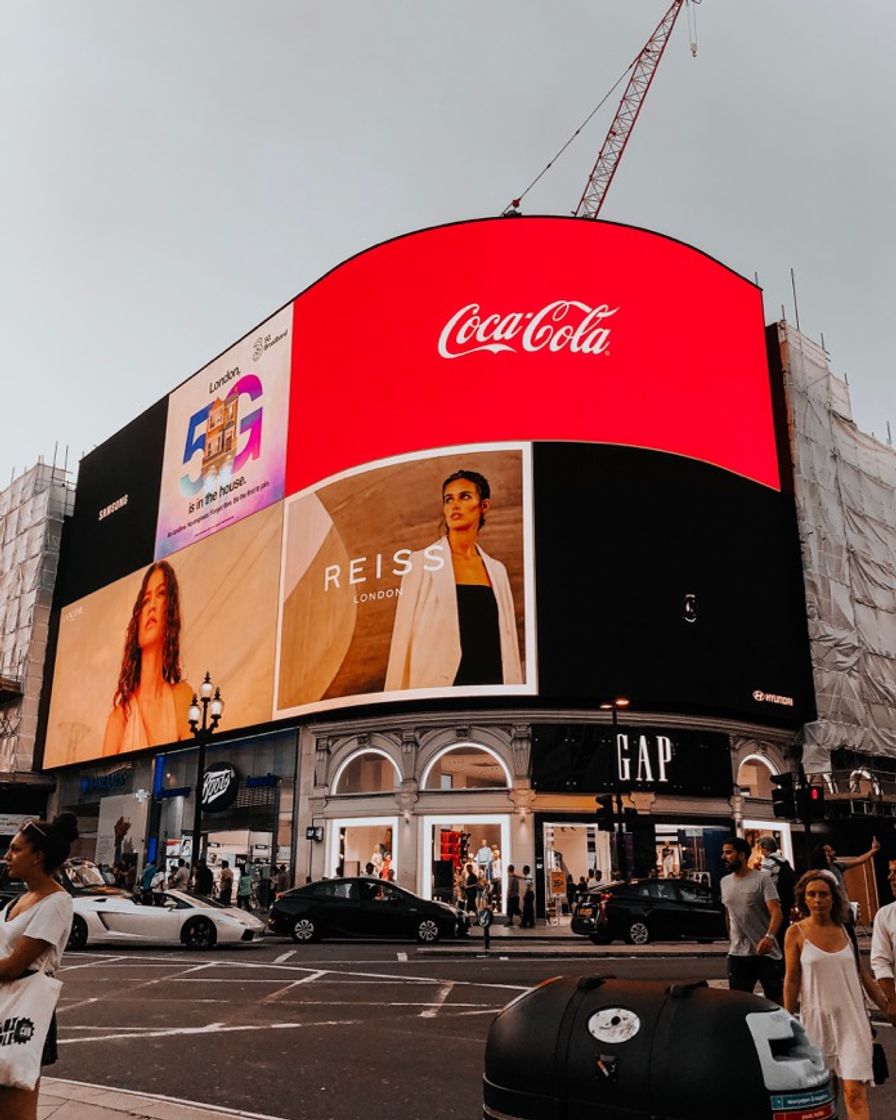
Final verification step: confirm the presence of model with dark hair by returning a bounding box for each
[784,869,888,1120]
[385,469,522,690]
[102,561,194,755]
[0,813,78,1119]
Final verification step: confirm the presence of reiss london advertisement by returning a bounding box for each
[154,304,292,559]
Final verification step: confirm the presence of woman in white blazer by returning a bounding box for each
[385,470,523,691]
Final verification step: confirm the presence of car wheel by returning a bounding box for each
[181,917,217,950]
[67,915,88,951]
[626,920,650,945]
[291,916,319,944]
[416,918,440,944]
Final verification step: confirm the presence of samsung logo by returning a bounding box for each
[98,494,128,521]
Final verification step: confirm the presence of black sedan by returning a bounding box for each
[571,877,727,945]
[269,877,468,944]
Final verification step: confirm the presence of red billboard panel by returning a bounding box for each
[286,217,779,495]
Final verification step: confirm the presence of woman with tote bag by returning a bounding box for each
[0,812,78,1119]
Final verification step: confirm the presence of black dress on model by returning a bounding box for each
[453,585,502,685]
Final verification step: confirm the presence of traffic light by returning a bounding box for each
[771,772,796,819]
[595,794,616,832]
[797,783,826,822]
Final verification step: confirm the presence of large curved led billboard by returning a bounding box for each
[43,217,812,769]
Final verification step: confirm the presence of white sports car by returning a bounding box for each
[67,888,266,950]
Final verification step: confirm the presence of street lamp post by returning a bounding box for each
[599,697,630,881]
[188,672,224,866]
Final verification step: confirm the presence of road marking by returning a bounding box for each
[261,971,326,1003]
[396,951,408,961]
[59,1019,362,1044]
[44,1078,289,1120]
[420,982,454,1018]
[59,955,129,971]
[273,949,296,964]
[55,997,100,1015]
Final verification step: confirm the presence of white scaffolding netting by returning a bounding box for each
[780,323,896,765]
[0,462,74,774]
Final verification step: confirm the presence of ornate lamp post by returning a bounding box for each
[188,672,224,865]
[599,697,630,880]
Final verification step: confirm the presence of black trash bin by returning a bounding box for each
[483,976,835,1120]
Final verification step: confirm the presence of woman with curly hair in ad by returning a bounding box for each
[102,561,194,755]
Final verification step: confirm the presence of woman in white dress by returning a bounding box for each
[783,868,888,1120]
[0,813,78,1120]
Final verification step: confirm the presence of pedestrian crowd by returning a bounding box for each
[721,832,896,1120]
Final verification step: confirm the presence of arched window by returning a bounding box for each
[848,769,881,797]
[421,745,510,791]
[736,755,775,800]
[333,750,400,795]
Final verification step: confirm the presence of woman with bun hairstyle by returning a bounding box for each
[0,812,78,1119]
[385,469,522,691]
[783,868,888,1120]
[102,560,194,756]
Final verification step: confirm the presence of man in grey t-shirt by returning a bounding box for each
[720,837,783,1002]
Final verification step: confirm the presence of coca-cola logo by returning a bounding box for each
[201,763,239,812]
[437,300,618,360]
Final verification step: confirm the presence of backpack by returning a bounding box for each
[767,854,795,914]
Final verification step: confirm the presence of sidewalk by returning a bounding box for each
[39,1079,286,1120]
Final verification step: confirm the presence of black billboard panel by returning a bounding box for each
[531,725,733,798]
[57,399,168,604]
[533,443,815,728]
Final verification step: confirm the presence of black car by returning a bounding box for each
[269,877,469,944]
[570,877,726,945]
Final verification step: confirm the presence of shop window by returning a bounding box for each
[334,751,400,794]
[422,746,510,791]
[736,757,774,799]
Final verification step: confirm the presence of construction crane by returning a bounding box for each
[575,0,697,219]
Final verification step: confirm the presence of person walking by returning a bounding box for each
[140,859,159,905]
[463,863,479,914]
[168,858,189,890]
[194,859,214,896]
[0,813,78,1120]
[870,854,896,1026]
[757,836,796,948]
[505,864,521,927]
[784,869,888,1120]
[720,836,784,1001]
[218,860,234,906]
[237,865,253,910]
[520,865,536,929]
[811,837,880,911]
[275,864,291,895]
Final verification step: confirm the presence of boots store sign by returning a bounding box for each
[201,763,240,813]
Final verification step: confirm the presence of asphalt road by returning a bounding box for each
[51,940,896,1120]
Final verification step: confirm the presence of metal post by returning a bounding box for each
[188,672,224,869]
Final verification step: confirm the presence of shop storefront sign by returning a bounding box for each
[201,763,240,813]
[531,725,733,797]
[78,767,131,799]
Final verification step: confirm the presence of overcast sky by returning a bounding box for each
[4,0,895,486]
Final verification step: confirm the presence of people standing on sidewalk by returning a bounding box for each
[169,858,189,890]
[218,860,234,906]
[140,859,159,904]
[505,864,521,927]
[520,865,535,928]
[870,855,896,1026]
[275,864,291,896]
[0,813,78,1120]
[237,865,253,910]
[194,859,213,897]
[783,869,888,1120]
[720,836,783,1002]
[463,863,478,914]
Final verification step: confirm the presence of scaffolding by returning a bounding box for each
[0,461,75,775]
